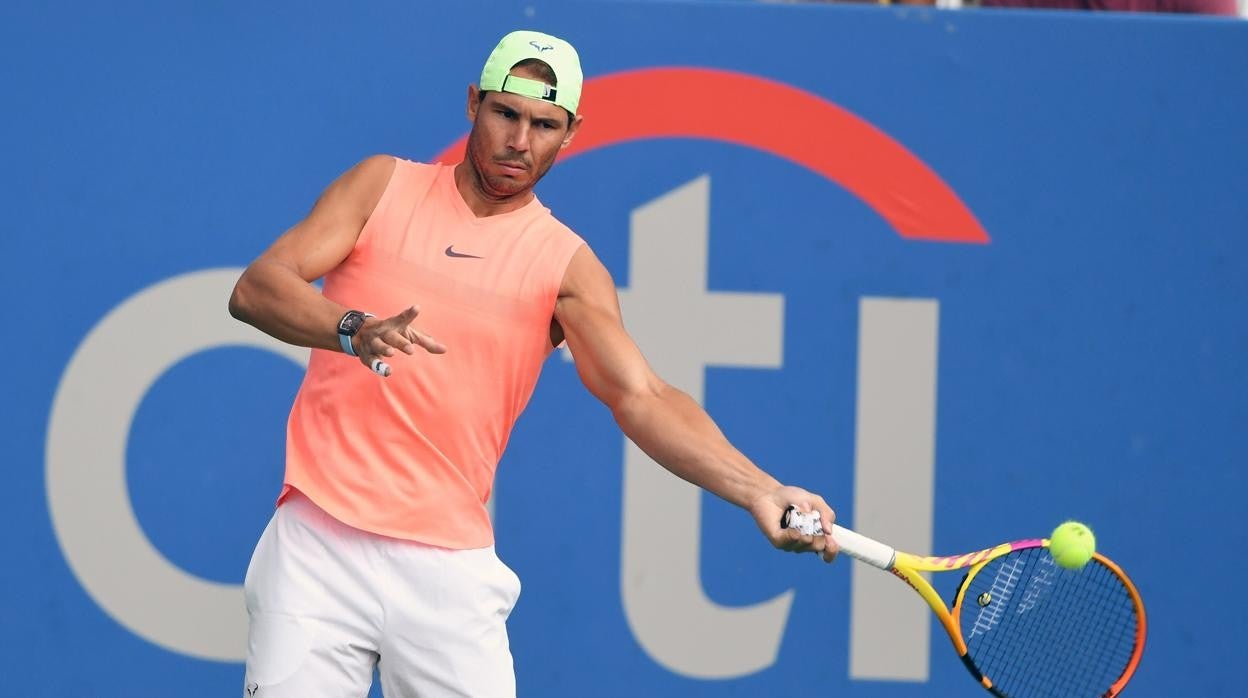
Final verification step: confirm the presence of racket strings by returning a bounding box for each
[959,547,1139,698]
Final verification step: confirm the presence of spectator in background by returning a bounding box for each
[773,1,938,5]
[776,0,1240,15]
[977,0,1238,15]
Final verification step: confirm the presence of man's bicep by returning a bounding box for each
[555,247,659,407]
[256,154,396,281]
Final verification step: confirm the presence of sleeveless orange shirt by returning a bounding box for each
[282,158,585,549]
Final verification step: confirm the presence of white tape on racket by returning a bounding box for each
[784,508,825,536]
[781,506,896,569]
[370,359,391,377]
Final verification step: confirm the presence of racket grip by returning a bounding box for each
[371,358,391,377]
[781,506,896,569]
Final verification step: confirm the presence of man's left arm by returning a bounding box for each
[554,245,838,562]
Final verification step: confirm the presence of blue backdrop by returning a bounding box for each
[3,1,1246,695]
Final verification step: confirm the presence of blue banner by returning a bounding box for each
[3,1,1246,695]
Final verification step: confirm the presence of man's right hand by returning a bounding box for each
[354,305,447,373]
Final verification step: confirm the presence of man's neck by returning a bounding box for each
[453,161,534,218]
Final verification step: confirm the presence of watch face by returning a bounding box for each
[338,311,367,335]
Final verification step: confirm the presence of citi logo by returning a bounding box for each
[46,67,985,685]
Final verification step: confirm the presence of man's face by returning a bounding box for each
[464,66,582,200]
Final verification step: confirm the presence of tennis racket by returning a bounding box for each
[782,507,1145,697]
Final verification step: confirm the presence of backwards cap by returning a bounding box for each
[479,30,583,115]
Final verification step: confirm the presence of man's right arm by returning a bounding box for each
[229,155,447,369]
[228,154,396,350]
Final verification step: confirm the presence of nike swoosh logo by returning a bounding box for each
[445,245,483,259]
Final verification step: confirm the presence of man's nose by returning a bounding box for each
[508,123,531,153]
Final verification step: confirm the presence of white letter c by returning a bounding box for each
[45,269,307,661]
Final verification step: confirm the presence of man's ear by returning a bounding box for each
[561,113,585,150]
[466,84,481,122]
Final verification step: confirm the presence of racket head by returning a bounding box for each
[945,540,1146,697]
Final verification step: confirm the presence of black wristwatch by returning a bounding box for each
[337,310,374,357]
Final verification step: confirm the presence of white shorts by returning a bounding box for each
[242,491,522,697]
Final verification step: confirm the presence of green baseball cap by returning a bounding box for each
[479,30,583,115]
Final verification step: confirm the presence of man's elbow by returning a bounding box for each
[608,381,670,429]
[227,274,254,323]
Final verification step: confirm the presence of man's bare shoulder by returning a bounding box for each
[558,244,616,300]
[315,155,398,222]
[348,154,399,193]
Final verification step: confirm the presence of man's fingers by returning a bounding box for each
[784,530,838,562]
[413,332,447,354]
[806,497,839,563]
[394,305,421,325]
[380,329,416,355]
[776,527,811,552]
[401,328,446,354]
[371,307,445,355]
[355,323,445,376]
[820,533,839,563]
[367,336,396,357]
[814,500,837,531]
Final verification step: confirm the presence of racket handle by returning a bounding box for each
[370,358,391,377]
[782,506,896,570]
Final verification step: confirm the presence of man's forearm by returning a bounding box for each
[611,384,781,509]
[228,261,348,351]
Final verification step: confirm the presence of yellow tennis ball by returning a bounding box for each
[1049,521,1096,570]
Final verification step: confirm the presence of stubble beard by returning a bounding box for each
[467,136,530,202]
[464,130,558,203]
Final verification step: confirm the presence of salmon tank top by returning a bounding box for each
[282,158,585,548]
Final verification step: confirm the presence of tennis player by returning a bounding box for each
[228,29,837,697]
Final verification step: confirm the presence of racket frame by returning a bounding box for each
[794,514,1146,696]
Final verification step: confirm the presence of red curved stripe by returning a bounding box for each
[433,67,988,244]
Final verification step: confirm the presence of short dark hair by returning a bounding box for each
[511,58,557,86]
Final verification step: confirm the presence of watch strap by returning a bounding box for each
[339,331,358,357]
